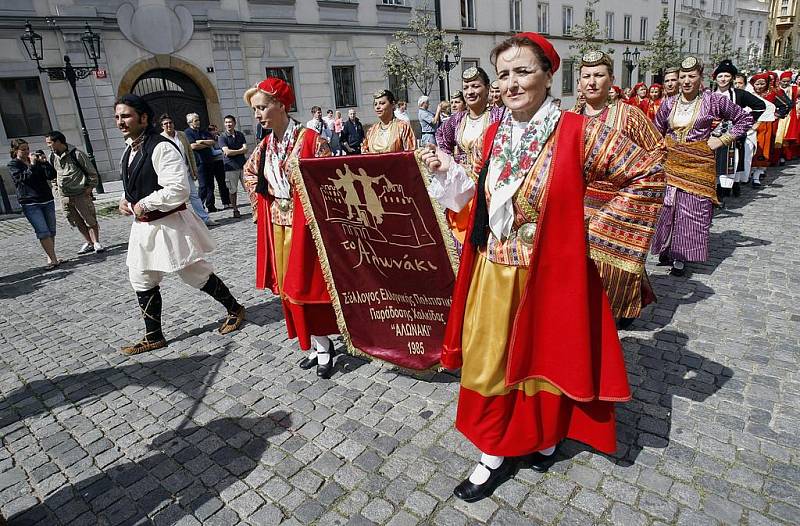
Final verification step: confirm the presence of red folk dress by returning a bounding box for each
[442,112,664,456]
[243,124,338,351]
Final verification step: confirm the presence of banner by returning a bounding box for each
[292,151,457,370]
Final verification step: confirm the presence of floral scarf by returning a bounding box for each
[265,119,300,199]
[487,97,561,241]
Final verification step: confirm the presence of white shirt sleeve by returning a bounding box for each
[427,152,475,212]
[138,142,190,212]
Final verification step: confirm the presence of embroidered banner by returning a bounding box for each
[292,151,457,370]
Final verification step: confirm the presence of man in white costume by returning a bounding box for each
[114,94,245,356]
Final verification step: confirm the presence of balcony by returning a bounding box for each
[776,16,795,31]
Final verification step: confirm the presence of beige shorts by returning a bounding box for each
[225,169,244,194]
[62,192,98,229]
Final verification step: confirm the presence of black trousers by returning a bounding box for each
[198,161,231,210]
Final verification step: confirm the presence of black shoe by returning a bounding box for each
[298,354,318,370]
[670,266,685,277]
[657,254,673,266]
[520,450,558,473]
[617,317,635,330]
[752,181,762,188]
[316,341,336,379]
[207,206,218,213]
[732,182,741,197]
[453,459,515,503]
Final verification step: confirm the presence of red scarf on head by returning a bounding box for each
[442,113,630,402]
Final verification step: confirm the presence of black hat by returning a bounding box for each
[713,59,738,78]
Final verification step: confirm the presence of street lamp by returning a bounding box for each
[437,35,462,100]
[622,46,641,88]
[20,21,105,193]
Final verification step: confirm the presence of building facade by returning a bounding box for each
[734,0,770,72]
[0,0,437,187]
[766,0,799,68]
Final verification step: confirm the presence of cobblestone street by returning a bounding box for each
[1,165,799,526]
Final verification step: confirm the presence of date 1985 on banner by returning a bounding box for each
[407,341,425,355]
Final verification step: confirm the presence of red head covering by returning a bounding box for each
[749,72,770,86]
[633,82,647,91]
[513,32,560,73]
[780,71,793,80]
[650,83,663,90]
[256,77,295,109]
[611,85,623,96]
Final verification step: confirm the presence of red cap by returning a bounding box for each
[650,83,663,90]
[749,72,770,85]
[769,71,778,79]
[633,82,647,91]
[611,85,623,95]
[780,71,793,80]
[513,32,560,73]
[256,77,295,109]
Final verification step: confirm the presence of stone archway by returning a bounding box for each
[117,55,221,126]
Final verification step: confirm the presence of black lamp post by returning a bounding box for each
[20,21,105,193]
[622,46,641,88]
[437,35,462,100]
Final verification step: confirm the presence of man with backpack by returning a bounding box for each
[45,131,104,254]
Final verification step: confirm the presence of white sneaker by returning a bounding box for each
[93,242,105,253]
[77,242,93,255]
[206,218,218,226]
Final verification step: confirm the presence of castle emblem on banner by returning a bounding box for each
[320,164,434,248]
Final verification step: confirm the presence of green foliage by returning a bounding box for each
[638,10,682,76]
[380,8,457,96]
[709,32,734,68]
[567,0,614,62]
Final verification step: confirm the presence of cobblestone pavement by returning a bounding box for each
[1,165,799,526]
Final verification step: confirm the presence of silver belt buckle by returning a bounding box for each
[517,222,537,246]
[276,198,291,213]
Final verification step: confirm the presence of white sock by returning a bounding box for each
[538,445,556,456]
[673,260,685,270]
[468,454,504,485]
[311,335,331,365]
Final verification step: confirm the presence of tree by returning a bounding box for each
[568,0,614,61]
[638,10,682,79]
[379,7,457,97]
[709,32,734,67]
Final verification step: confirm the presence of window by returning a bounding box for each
[0,77,52,138]
[638,67,647,84]
[585,8,594,22]
[562,6,573,36]
[265,66,297,111]
[639,17,648,41]
[561,60,574,95]
[623,15,631,41]
[739,20,744,37]
[605,12,614,40]
[781,0,788,16]
[332,66,357,108]
[758,21,762,38]
[461,0,475,29]
[388,73,408,104]
[537,3,550,34]
[749,20,754,38]
[382,0,405,4]
[462,59,479,73]
[510,0,522,31]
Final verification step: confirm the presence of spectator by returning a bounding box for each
[219,115,248,219]
[8,139,61,268]
[394,100,410,122]
[417,95,437,146]
[339,109,365,155]
[333,110,344,156]
[450,90,466,113]
[306,106,332,142]
[489,80,504,108]
[207,124,232,210]
[436,100,452,125]
[44,131,104,254]
[185,113,229,212]
[159,114,215,226]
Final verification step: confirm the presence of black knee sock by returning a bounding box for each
[136,286,164,342]
[200,273,242,314]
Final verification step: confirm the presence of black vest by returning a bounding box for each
[122,132,180,204]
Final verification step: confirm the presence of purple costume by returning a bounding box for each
[435,106,506,165]
[650,91,752,263]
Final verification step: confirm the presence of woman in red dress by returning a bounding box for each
[421,33,665,502]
